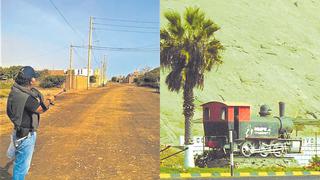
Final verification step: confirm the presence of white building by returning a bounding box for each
[74,68,94,76]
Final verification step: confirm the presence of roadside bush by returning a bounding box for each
[111,77,117,82]
[37,69,49,80]
[0,66,23,79]
[308,155,320,171]
[135,67,160,88]
[90,75,97,83]
[40,75,65,88]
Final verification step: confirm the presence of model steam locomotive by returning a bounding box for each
[199,101,301,161]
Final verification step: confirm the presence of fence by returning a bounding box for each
[180,134,320,166]
[286,134,320,165]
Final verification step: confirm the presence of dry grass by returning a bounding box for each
[0,89,11,98]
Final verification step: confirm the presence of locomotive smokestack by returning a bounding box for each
[279,102,285,117]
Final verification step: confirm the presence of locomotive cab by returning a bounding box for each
[201,101,250,148]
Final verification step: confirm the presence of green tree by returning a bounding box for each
[111,77,117,82]
[90,75,97,83]
[161,7,224,145]
[0,66,23,79]
[40,75,65,88]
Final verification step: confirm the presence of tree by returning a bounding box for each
[161,7,224,145]
[38,69,49,80]
[90,75,97,83]
[0,66,23,79]
[39,75,65,88]
[111,77,117,82]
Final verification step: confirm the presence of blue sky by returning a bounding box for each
[1,0,159,78]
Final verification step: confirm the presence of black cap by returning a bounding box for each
[19,66,40,79]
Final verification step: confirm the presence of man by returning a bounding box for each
[6,66,54,179]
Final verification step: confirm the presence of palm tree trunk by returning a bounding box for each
[183,84,194,145]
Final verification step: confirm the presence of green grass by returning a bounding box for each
[160,145,309,173]
[160,0,320,145]
[160,167,308,174]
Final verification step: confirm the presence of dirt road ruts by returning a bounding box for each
[0,83,159,179]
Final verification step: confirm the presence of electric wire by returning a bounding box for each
[91,49,100,67]
[93,23,158,29]
[48,0,85,42]
[73,48,86,62]
[93,17,159,24]
[72,45,158,52]
[93,28,158,34]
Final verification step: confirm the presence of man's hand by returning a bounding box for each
[36,95,55,114]
[46,95,55,105]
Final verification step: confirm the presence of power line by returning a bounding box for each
[48,0,85,41]
[71,45,87,48]
[93,23,158,30]
[71,45,158,51]
[72,46,159,51]
[93,30,99,42]
[94,28,158,34]
[73,48,86,62]
[92,45,159,52]
[93,17,159,24]
[91,50,100,67]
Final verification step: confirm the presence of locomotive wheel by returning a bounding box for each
[241,141,254,157]
[273,150,283,158]
[259,143,269,158]
[194,154,208,168]
[271,140,284,158]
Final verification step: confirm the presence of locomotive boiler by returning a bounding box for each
[201,101,302,159]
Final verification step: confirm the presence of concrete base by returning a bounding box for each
[184,144,195,168]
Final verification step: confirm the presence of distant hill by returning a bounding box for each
[160,0,320,145]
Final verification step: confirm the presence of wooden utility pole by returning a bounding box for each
[87,16,93,90]
[103,55,107,86]
[100,60,103,86]
[69,44,73,89]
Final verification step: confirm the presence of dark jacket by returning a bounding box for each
[7,83,41,137]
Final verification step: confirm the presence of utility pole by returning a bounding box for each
[69,44,73,90]
[105,59,107,84]
[100,60,103,86]
[87,16,93,90]
[103,55,107,86]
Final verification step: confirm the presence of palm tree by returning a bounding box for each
[161,7,224,145]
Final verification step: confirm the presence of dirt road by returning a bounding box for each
[0,83,159,179]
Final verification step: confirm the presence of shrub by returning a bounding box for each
[90,75,97,83]
[0,66,23,79]
[111,77,117,82]
[308,155,320,171]
[305,155,320,171]
[135,67,160,88]
[38,69,49,80]
[40,75,65,88]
